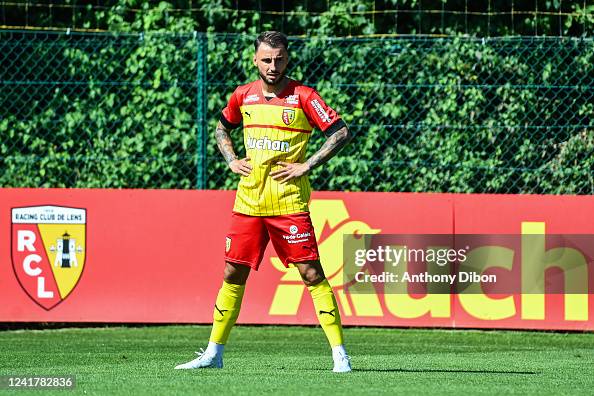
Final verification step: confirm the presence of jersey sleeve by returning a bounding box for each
[220,88,242,129]
[302,89,345,135]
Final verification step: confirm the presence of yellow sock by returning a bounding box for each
[209,281,245,344]
[308,279,344,347]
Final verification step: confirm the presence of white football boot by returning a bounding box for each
[332,348,352,373]
[174,348,223,369]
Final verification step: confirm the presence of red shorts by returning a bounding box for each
[224,211,320,270]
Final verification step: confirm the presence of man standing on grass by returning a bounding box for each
[175,31,352,373]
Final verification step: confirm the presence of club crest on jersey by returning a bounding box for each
[282,108,296,126]
[11,205,86,310]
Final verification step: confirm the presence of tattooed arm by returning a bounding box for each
[270,125,352,183]
[215,121,252,176]
[305,125,352,171]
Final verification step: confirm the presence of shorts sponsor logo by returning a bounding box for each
[243,94,260,103]
[285,94,299,105]
[289,225,298,234]
[282,108,296,125]
[310,99,331,123]
[226,237,232,253]
[282,231,312,244]
[11,205,87,310]
[246,136,290,152]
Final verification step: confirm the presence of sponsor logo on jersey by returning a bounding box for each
[282,108,296,125]
[310,99,332,123]
[289,225,298,234]
[244,94,260,103]
[285,94,299,105]
[246,136,290,152]
[11,205,87,310]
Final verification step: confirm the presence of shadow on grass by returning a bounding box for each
[354,368,538,375]
[300,368,538,375]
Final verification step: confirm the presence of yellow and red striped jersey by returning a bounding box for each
[221,79,343,216]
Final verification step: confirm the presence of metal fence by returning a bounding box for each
[1,31,593,194]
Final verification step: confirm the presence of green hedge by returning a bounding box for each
[1,2,593,193]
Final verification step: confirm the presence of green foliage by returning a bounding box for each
[1,17,198,188]
[10,0,594,37]
[1,2,593,193]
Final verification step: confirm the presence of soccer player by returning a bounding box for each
[175,31,352,373]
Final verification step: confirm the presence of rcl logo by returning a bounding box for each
[11,206,86,310]
[16,230,55,299]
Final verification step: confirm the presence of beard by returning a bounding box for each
[259,70,286,86]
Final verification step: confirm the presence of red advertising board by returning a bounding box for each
[2,188,593,330]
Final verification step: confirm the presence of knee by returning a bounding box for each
[224,262,250,285]
[300,266,325,287]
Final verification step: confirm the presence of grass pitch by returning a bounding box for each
[0,325,593,395]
